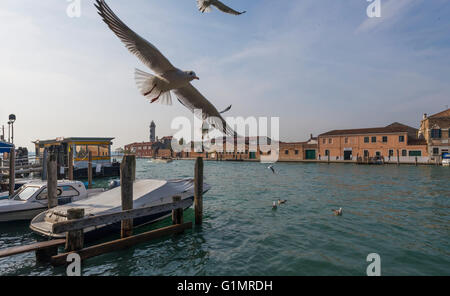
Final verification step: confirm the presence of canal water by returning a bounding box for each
[1,160,449,275]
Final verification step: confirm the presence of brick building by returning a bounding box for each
[418,108,450,162]
[318,122,428,163]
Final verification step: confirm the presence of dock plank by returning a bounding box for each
[51,222,192,266]
[0,239,65,258]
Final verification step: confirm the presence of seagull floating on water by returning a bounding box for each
[278,199,287,205]
[272,201,277,210]
[95,0,234,136]
[332,208,343,216]
[197,0,246,15]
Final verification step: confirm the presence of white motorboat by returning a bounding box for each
[0,180,104,222]
[150,158,173,163]
[30,178,210,239]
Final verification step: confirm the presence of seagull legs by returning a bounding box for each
[150,91,163,103]
[144,84,156,97]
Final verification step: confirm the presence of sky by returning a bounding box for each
[0,0,449,151]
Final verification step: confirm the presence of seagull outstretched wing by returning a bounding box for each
[95,0,175,74]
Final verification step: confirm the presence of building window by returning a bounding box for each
[431,129,442,139]
[433,148,439,155]
[295,150,299,155]
[328,138,332,144]
[364,137,369,143]
[322,138,326,144]
[371,137,377,143]
[409,151,422,157]
[399,135,405,142]
[376,151,381,156]
[325,150,330,156]
[402,150,407,156]
[382,136,388,143]
[345,137,348,144]
[364,150,369,157]
[389,150,394,157]
[285,150,289,155]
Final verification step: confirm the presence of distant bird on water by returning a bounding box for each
[94,0,235,136]
[278,199,287,205]
[268,165,276,174]
[332,208,343,216]
[197,0,246,15]
[272,201,277,210]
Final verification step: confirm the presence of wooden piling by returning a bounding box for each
[172,196,183,225]
[41,149,48,181]
[65,208,85,252]
[47,150,58,209]
[120,154,135,238]
[397,149,400,165]
[8,147,15,196]
[194,157,203,225]
[415,156,418,166]
[68,145,73,181]
[88,151,93,189]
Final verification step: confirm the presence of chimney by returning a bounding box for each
[423,113,427,120]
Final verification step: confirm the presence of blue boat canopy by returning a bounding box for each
[0,141,14,153]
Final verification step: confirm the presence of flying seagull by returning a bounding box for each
[197,0,246,15]
[95,0,234,136]
[332,208,343,216]
[268,165,276,174]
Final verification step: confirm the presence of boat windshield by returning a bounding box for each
[12,186,41,201]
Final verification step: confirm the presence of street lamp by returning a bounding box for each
[8,114,16,144]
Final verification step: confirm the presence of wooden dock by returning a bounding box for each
[0,155,205,269]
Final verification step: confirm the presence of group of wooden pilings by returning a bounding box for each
[0,155,205,268]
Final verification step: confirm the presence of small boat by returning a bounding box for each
[0,180,104,222]
[30,178,210,239]
[151,157,173,163]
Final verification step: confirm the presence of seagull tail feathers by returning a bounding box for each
[134,68,172,105]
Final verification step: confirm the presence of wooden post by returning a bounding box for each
[88,151,93,189]
[397,149,400,165]
[47,150,58,209]
[68,145,74,181]
[8,147,15,196]
[65,208,85,252]
[172,196,183,225]
[41,149,48,181]
[194,157,203,225]
[415,156,418,166]
[120,154,135,238]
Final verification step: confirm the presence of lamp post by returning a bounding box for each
[8,114,16,144]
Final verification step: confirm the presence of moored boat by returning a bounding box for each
[30,178,210,239]
[0,180,104,222]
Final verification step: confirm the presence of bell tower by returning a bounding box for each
[150,121,156,142]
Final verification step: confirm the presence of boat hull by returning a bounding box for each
[30,196,194,240]
[0,207,46,223]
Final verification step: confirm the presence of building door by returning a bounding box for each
[249,152,256,159]
[305,150,316,160]
[344,150,352,160]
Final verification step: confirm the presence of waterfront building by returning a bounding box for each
[418,108,450,162]
[318,123,428,163]
[278,135,318,161]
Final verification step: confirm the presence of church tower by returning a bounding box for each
[150,121,156,142]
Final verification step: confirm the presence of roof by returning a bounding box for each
[34,137,114,145]
[428,108,450,119]
[319,122,417,137]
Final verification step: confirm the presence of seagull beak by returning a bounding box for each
[194,76,200,80]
